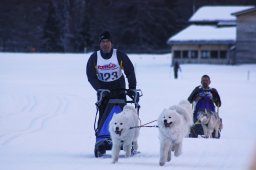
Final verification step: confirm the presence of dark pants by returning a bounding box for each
[174,70,178,79]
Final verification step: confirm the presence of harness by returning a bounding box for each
[195,109,220,128]
[129,120,158,129]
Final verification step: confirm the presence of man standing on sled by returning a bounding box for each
[187,74,222,138]
[86,30,137,127]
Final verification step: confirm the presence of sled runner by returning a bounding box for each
[94,89,142,157]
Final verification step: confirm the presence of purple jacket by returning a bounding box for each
[188,86,221,113]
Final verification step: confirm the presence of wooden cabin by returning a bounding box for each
[167,6,255,65]
[232,7,256,64]
[168,25,236,64]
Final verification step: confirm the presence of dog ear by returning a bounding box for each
[162,108,167,114]
[163,108,171,115]
[112,112,118,117]
[169,105,175,110]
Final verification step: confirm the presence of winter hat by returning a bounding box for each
[99,31,112,42]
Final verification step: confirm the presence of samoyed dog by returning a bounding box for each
[157,100,193,166]
[109,105,139,163]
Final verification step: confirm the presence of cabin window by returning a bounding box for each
[201,50,210,59]
[190,50,198,59]
[182,51,189,58]
[220,51,227,59]
[174,51,181,58]
[210,51,218,59]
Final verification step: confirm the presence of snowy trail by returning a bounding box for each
[0,53,256,170]
[0,94,70,145]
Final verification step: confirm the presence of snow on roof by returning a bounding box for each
[189,6,254,22]
[167,25,236,44]
[232,6,256,16]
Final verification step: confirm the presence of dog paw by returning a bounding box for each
[174,151,182,157]
[112,159,118,164]
[112,157,119,164]
[159,162,165,166]
[125,152,131,157]
[206,135,211,138]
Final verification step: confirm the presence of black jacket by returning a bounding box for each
[86,49,136,91]
[187,86,221,107]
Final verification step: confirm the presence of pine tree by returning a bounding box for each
[41,1,63,52]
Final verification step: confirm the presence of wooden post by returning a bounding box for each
[247,70,250,81]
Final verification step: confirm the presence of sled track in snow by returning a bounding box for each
[0,95,37,118]
[0,95,69,146]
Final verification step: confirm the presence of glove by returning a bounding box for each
[127,89,135,99]
[127,89,139,103]
[206,93,213,100]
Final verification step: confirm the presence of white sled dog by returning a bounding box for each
[109,105,139,163]
[157,100,193,166]
[197,111,222,138]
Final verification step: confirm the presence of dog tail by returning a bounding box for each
[169,100,193,126]
[123,105,139,126]
[123,105,137,113]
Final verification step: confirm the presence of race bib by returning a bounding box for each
[96,49,122,82]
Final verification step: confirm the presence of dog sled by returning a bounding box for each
[93,89,142,157]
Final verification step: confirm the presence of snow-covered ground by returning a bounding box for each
[0,53,256,170]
